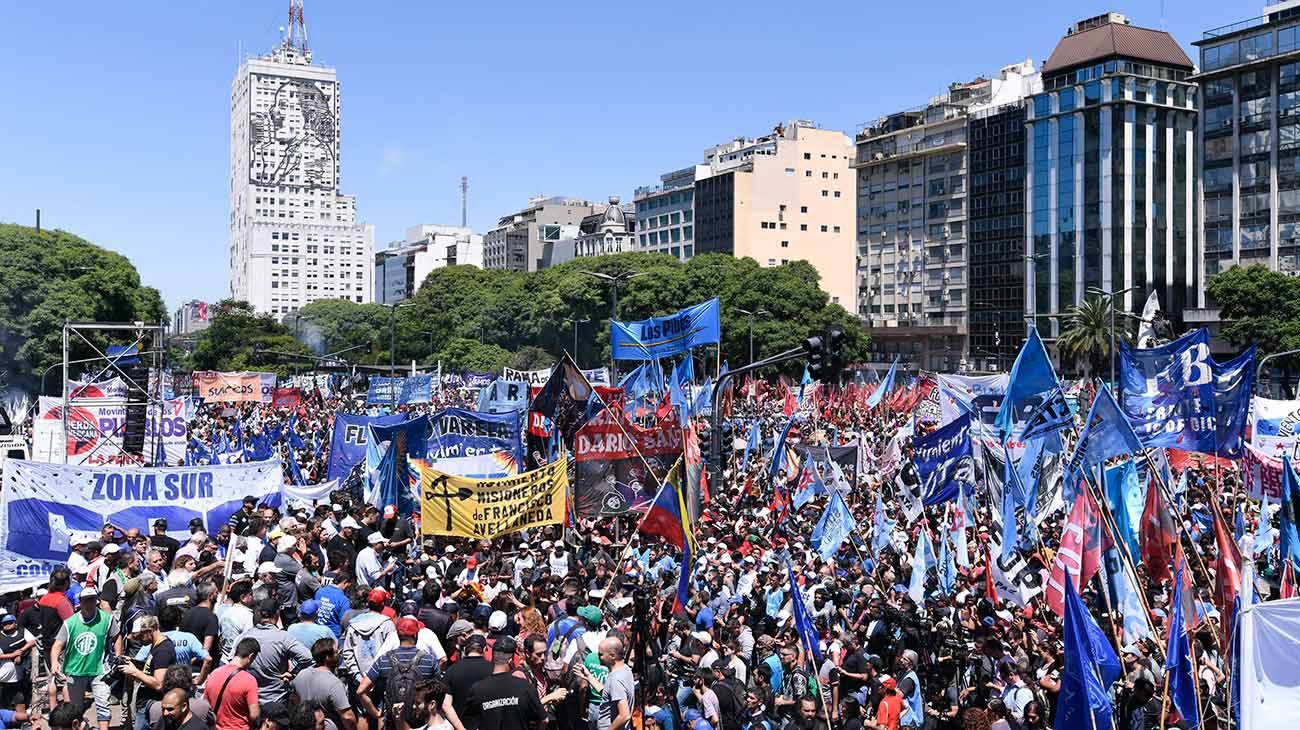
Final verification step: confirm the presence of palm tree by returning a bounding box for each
[1058,295,1130,377]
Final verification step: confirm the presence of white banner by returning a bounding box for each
[1240,598,1300,730]
[65,377,128,399]
[31,396,188,466]
[503,366,610,386]
[1253,396,1300,459]
[0,459,283,593]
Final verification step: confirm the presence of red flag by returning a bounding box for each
[1212,506,1242,646]
[783,390,796,417]
[770,481,790,519]
[1047,489,1105,616]
[1283,561,1298,600]
[1173,544,1201,629]
[983,543,999,607]
[1140,472,1178,583]
[655,391,673,421]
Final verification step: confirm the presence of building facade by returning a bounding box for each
[1027,13,1198,341]
[575,197,636,258]
[374,225,483,304]
[172,300,213,337]
[691,121,857,309]
[1194,0,1300,310]
[228,16,374,316]
[634,167,698,261]
[483,196,596,271]
[855,62,1038,372]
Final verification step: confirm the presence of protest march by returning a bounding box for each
[1,295,1298,730]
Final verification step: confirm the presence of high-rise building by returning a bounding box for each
[1027,13,1197,340]
[172,300,213,337]
[634,167,699,261]
[483,196,596,271]
[692,120,857,309]
[228,2,374,316]
[374,225,483,304]
[1193,0,1300,308]
[575,197,637,258]
[854,63,1038,372]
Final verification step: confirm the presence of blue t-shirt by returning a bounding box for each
[288,621,336,652]
[0,710,15,730]
[164,630,210,666]
[314,584,350,638]
[764,588,785,618]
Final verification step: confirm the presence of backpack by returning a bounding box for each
[544,623,583,681]
[713,678,744,730]
[342,618,390,675]
[384,650,426,718]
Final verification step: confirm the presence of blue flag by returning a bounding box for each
[1255,492,1274,557]
[996,327,1061,438]
[1064,386,1143,505]
[768,416,800,482]
[286,415,306,450]
[1055,568,1121,730]
[793,459,828,510]
[1020,388,1073,441]
[907,528,936,607]
[786,563,823,662]
[1281,457,1300,571]
[1165,560,1201,730]
[669,362,690,422]
[691,376,713,418]
[872,494,896,559]
[287,453,306,486]
[741,421,761,472]
[811,490,856,561]
[231,417,244,452]
[912,413,975,506]
[864,357,898,409]
[798,365,813,404]
[937,529,957,597]
[1103,460,1143,562]
[679,354,695,385]
[1000,444,1025,563]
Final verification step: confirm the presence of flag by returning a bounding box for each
[1103,460,1143,563]
[995,327,1061,438]
[1234,503,1247,542]
[793,459,827,510]
[674,536,693,614]
[668,362,690,423]
[787,563,823,662]
[1282,457,1300,571]
[1046,488,1106,616]
[1165,560,1201,730]
[741,421,760,472]
[1136,289,1161,347]
[952,482,970,568]
[231,416,244,451]
[640,458,689,550]
[1111,554,1151,643]
[1064,386,1143,505]
[768,416,800,482]
[872,494,896,559]
[811,490,856,561]
[1213,503,1243,650]
[907,527,936,607]
[287,415,306,450]
[287,454,306,486]
[937,528,957,597]
[864,357,897,409]
[1054,568,1121,730]
[314,433,326,462]
[1000,444,1025,563]
[679,354,695,385]
[798,365,813,404]
[532,354,601,448]
[983,542,998,607]
[691,376,713,418]
[1255,493,1274,556]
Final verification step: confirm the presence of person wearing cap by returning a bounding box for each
[547,541,571,579]
[118,614,176,730]
[50,586,118,730]
[0,612,36,713]
[869,676,904,730]
[463,635,543,730]
[356,531,394,589]
[339,588,397,680]
[443,634,493,730]
[380,504,416,553]
[512,542,536,585]
[151,518,181,568]
[67,536,94,576]
[287,600,334,651]
[357,616,440,725]
[233,599,313,705]
[893,651,922,729]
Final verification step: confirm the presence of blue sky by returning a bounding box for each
[0,1,1226,310]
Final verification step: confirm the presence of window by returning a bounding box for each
[800,224,808,231]
[800,206,808,213]
[768,258,777,266]
[1241,31,1274,62]
[820,225,828,232]
[821,190,829,197]
[1283,26,1300,54]
[1202,40,1238,71]
[833,225,841,233]
[781,240,790,248]
[803,152,811,160]
[834,191,842,198]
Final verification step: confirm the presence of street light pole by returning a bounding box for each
[1087,285,1139,394]
[567,317,591,366]
[734,307,770,365]
[582,270,646,380]
[384,303,414,374]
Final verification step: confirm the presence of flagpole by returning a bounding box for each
[1158,673,1172,730]
[594,455,686,615]
[786,566,838,730]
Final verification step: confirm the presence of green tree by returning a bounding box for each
[1058,295,1128,377]
[1207,264,1300,395]
[436,338,513,373]
[190,300,311,378]
[0,223,166,396]
[291,299,390,360]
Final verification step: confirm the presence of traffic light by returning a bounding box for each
[803,335,826,380]
[827,329,846,382]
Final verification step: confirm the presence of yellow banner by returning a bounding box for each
[420,458,567,539]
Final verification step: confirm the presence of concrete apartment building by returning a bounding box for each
[1193,0,1300,312]
[374,225,483,304]
[172,300,213,337]
[1027,13,1198,339]
[483,196,597,271]
[228,7,374,316]
[854,62,1038,372]
[634,167,698,261]
[692,120,857,309]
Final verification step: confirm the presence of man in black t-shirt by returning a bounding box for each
[179,583,220,659]
[467,636,543,730]
[444,634,495,730]
[120,615,176,730]
[149,520,181,569]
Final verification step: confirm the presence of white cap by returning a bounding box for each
[258,561,280,575]
[101,543,120,555]
[444,545,456,554]
[518,542,529,551]
[340,517,362,530]
[488,610,507,630]
[276,535,298,553]
[189,532,207,544]
[367,532,387,545]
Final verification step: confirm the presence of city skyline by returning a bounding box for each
[0,1,1228,310]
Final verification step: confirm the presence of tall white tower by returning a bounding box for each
[229,1,374,315]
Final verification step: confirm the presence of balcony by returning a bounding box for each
[1203,15,1269,40]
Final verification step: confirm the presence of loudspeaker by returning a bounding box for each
[122,364,149,454]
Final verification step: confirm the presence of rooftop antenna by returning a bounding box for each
[460,176,469,228]
[284,0,309,54]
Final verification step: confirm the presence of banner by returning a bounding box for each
[428,408,523,467]
[0,459,282,592]
[462,371,497,389]
[937,374,1008,432]
[793,443,861,487]
[476,380,529,415]
[1244,442,1285,500]
[32,397,188,466]
[427,452,515,479]
[1254,396,1300,459]
[1120,329,1255,456]
[573,411,683,517]
[271,387,302,409]
[912,413,975,505]
[66,377,128,399]
[367,376,404,405]
[504,366,610,387]
[419,458,566,539]
[610,298,721,361]
[326,413,406,481]
[400,375,434,404]
[192,371,275,403]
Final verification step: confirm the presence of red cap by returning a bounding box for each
[396,617,422,637]
[882,677,897,690]
[384,505,397,519]
[367,588,390,605]
[467,556,477,568]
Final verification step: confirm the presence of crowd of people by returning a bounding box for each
[0,372,1265,730]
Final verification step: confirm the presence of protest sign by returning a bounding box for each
[610,298,721,361]
[419,458,566,539]
[192,371,275,403]
[573,411,683,517]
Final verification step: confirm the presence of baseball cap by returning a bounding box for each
[299,599,320,616]
[472,603,492,621]
[243,495,259,505]
[494,635,517,659]
[340,517,361,530]
[258,562,280,576]
[465,634,489,651]
[384,505,397,519]
[488,610,507,631]
[153,518,168,529]
[277,535,298,552]
[577,605,603,625]
[367,532,386,545]
[101,543,120,555]
[331,503,345,513]
[0,614,15,624]
[367,587,390,605]
[447,619,474,639]
[189,517,205,530]
[444,545,456,554]
[396,617,422,637]
[80,587,98,599]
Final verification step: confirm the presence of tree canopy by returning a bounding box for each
[0,223,166,396]
[1207,264,1300,393]
[189,300,311,378]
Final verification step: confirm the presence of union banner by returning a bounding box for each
[419,458,567,539]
